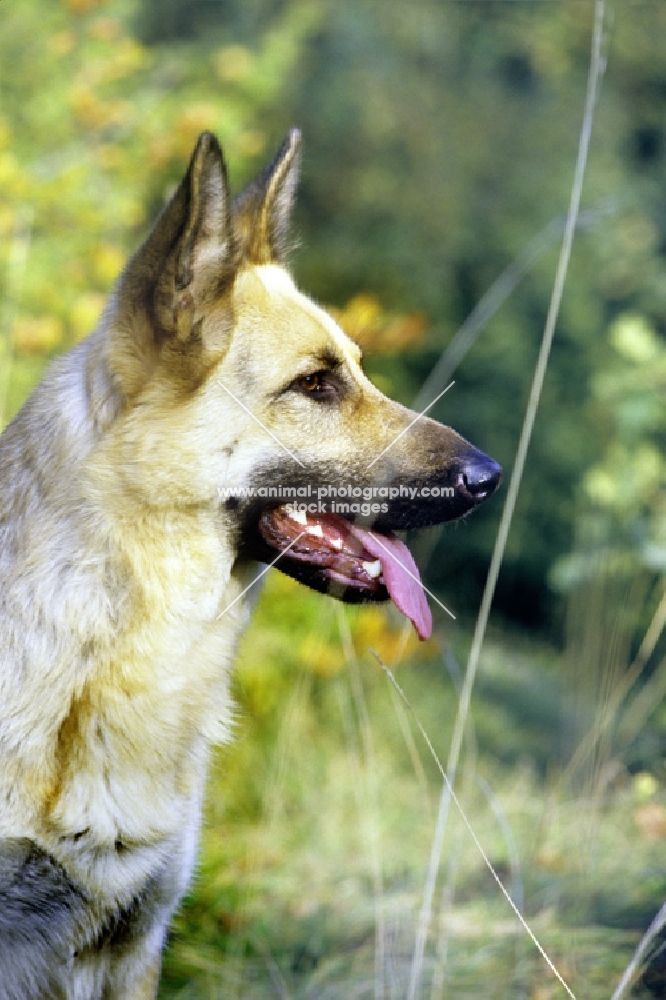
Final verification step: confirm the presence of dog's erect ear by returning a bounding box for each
[108,133,239,396]
[154,131,238,341]
[118,132,236,340]
[171,131,234,294]
[234,128,301,265]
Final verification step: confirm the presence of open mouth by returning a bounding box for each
[258,505,432,640]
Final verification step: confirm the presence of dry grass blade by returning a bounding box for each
[610,901,666,1000]
[406,3,608,998]
[377,657,577,1000]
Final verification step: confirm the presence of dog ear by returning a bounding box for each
[108,133,239,397]
[234,128,301,265]
[154,131,238,342]
[118,132,236,338]
[170,131,235,294]
[125,132,235,298]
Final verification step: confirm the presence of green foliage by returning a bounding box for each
[278,1,666,627]
[555,312,666,588]
[0,0,322,421]
[156,602,666,998]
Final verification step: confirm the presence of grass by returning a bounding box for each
[155,574,666,999]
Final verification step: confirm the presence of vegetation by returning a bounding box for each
[2,1,666,996]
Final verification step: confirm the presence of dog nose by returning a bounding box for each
[458,451,502,502]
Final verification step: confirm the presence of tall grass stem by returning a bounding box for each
[406,4,608,997]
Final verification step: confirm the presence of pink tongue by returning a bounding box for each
[351,528,433,641]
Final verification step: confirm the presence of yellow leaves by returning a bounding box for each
[12,316,64,354]
[48,30,76,58]
[610,313,660,364]
[534,844,568,874]
[234,571,427,721]
[0,206,14,239]
[580,309,666,544]
[65,22,146,131]
[12,296,108,355]
[582,467,617,508]
[0,152,18,185]
[87,16,122,43]
[173,105,224,160]
[235,131,267,158]
[93,143,125,171]
[633,771,659,801]
[0,116,10,151]
[69,292,106,340]
[69,83,133,130]
[633,802,666,842]
[92,243,125,287]
[86,35,147,85]
[296,635,343,678]
[69,84,103,128]
[329,293,427,354]
[0,152,29,199]
[583,442,662,510]
[632,776,666,842]
[145,135,173,170]
[351,605,423,666]
[215,45,256,85]
[295,606,424,678]
[330,292,382,343]
[1,0,326,447]
[62,0,109,14]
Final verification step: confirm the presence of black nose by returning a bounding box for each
[457,450,502,503]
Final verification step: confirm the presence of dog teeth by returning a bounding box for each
[307,524,324,538]
[287,508,308,526]
[331,537,343,550]
[362,559,382,579]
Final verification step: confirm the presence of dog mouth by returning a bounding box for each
[258,505,432,640]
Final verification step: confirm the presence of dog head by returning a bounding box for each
[100,130,501,639]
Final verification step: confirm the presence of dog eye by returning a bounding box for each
[293,371,336,399]
[298,372,324,392]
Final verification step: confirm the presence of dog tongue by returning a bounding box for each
[351,527,433,641]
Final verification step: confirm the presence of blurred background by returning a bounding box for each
[2,1,666,997]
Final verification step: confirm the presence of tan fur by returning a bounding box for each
[0,130,500,998]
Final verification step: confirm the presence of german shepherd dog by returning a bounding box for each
[0,129,501,998]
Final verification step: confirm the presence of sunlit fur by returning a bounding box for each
[0,130,495,998]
